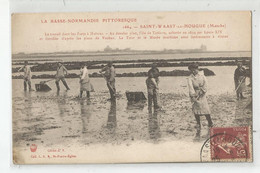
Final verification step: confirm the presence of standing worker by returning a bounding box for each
[18,61,33,91]
[55,62,70,91]
[147,63,160,109]
[100,62,116,100]
[148,63,160,84]
[79,64,92,99]
[146,70,160,110]
[187,63,213,129]
[234,62,247,100]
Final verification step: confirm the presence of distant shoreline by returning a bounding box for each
[12,56,251,63]
[12,50,251,58]
[12,68,215,79]
[12,57,250,73]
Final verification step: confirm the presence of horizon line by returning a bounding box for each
[12,50,251,55]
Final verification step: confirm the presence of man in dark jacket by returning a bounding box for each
[146,63,160,110]
[148,63,160,84]
[55,62,70,91]
[234,62,247,100]
[100,62,116,100]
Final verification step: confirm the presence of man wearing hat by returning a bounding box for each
[100,62,116,100]
[18,61,33,91]
[55,62,70,91]
[234,62,247,100]
[146,62,160,110]
[148,62,160,84]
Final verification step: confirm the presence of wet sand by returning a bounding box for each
[12,78,252,151]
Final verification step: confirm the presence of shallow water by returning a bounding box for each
[12,66,242,96]
[12,66,252,149]
[12,65,238,77]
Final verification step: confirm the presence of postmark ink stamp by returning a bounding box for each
[200,127,252,162]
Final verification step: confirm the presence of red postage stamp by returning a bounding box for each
[209,127,251,161]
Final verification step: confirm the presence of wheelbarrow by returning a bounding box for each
[35,79,53,92]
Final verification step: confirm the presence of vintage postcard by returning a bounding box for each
[12,11,252,164]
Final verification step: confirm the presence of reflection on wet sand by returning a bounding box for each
[193,128,201,142]
[80,99,92,134]
[23,92,33,119]
[148,106,161,140]
[234,97,252,126]
[107,99,117,129]
[57,91,68,117]
[13,92,43,146]
[23,92,44,142]
[12,77,252,148]
[126,101,145,110]
[193,128,210,142]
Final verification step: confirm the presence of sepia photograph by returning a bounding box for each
[11,11,252,164]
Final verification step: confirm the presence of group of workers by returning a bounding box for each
[18,60,248,129]
[18,61,116,100]
[78,62,116,100]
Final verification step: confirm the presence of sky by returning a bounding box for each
[12,11,251,54]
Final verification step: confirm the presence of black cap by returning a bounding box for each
[108,61,113,66]
[188,63,199,70]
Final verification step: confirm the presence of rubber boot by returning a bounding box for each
[205,114,213,127]
[108,85,115,100]
[24,81,27,91]
[194,114,201,129]
[55,81,60,91]
[87,91,90,99]
[62,80,70,90]
[148,94,153,108]
[153,89,161,110]
[28,81,34,91]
